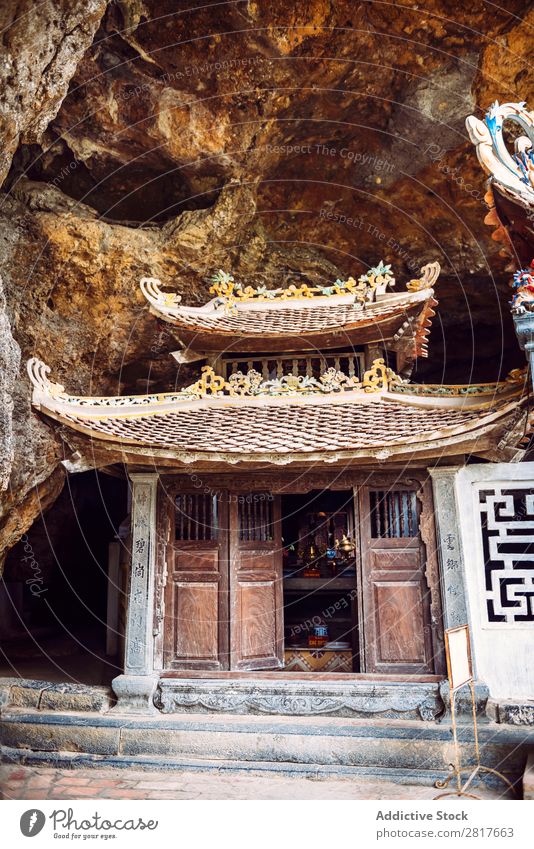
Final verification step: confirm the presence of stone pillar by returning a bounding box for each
[111,472,159,714]
[429,467,491,714]
[428,467,468,629]
[513,311,534,391]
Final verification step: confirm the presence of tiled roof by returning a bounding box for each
[147,291,435,337]
[55,398,511,456]
[28,357,527,463]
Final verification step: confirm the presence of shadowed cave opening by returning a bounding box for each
[7,142,222,223]
[0,470,128,686]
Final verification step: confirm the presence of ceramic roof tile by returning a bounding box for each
[59,399,495,454]
[161,296,430,335]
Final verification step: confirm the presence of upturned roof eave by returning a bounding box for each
[49,405,527,469]
[30,390,528,464]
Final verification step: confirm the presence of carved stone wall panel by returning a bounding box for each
[478,484,534,624]
[456,462,534,701]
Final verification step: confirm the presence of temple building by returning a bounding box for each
[24,256,534,738]
[3,2,534,803]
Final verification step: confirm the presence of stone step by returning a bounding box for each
[0,678,113,713]
[1,708,529,785]
[0,745,454,786]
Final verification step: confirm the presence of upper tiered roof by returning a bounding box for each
[140,261,439,361]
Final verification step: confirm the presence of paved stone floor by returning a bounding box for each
[0,764,511,800]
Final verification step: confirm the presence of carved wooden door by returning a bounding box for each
[164,492,229,670]
[358,485,434,673]
[229,493,284,670]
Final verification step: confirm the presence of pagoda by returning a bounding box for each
[26,259,531,715]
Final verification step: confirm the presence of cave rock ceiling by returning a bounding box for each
[0,0,533,561]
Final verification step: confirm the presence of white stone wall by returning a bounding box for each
[455,463,534,701]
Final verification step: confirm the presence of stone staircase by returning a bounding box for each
[0,678,530,789]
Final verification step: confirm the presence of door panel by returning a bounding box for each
[368,549,420,571]
[164,492,229,670]
[175,548,220,573]
[174,582,219,661]
[373,582,426,663]
[359,485,434,673]
[230,494,283,670]
[239,582,278,662]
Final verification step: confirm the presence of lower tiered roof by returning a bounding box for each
[27,358,530,467]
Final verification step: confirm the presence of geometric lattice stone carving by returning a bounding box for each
[478,486,534,624]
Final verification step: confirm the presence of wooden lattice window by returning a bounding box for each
[238,494,274,541]
[369,490,418,538]
[175,493,218,540]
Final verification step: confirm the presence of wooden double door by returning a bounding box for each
[163,492,283,671]
[162,484,441,674]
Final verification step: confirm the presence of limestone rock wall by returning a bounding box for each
[0,0,108,184]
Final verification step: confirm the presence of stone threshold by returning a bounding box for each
[156,677,445,720]
[2,675,532,727]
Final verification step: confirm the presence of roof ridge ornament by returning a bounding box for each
[27,357,67,399]
[406,261,441,292]
[180,358,404,397]
[182,361,404,397]
[26,357,406,409]
[207,264,397,312]
[140,277,182,310]
[466,101,534,203]
[391,365,528,397]
[139,263,439,319]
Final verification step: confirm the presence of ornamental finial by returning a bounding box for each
[361,358,403,392]
[465,101,534,203]
[26,358,66,399]
[140,277,182,311]
[407,261,441,292]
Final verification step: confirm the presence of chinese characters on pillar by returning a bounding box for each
[126,483,152,670]
[440,528,465,623]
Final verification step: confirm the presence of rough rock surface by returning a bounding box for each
[0,0,108,184]
[0,276,20,492]
[0,1,533,567]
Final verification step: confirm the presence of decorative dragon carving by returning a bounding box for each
[466,101,534,204]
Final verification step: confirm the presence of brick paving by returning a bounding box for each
[0,764,511,801]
